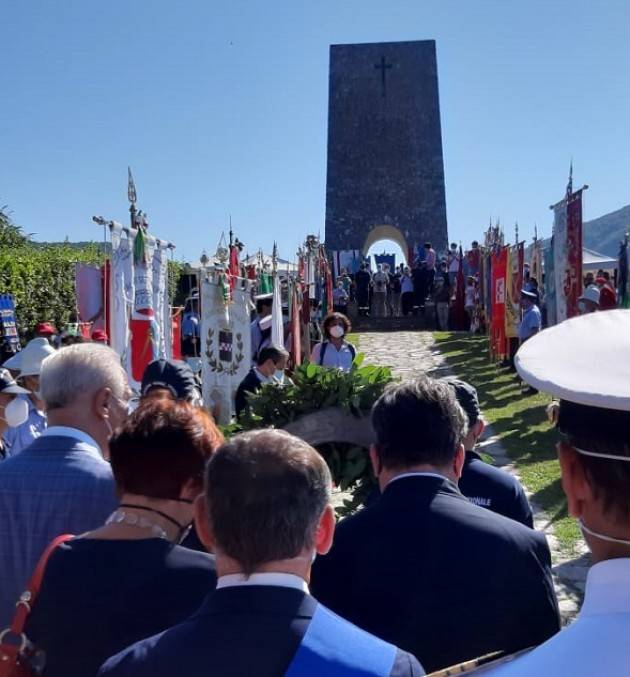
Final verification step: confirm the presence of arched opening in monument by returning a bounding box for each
[363,225,410,269]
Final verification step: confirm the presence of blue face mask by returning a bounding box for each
[274,370,285,384]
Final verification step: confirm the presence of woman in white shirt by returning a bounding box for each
[310,313,357,372]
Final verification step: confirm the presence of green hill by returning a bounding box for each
[583,204,630,258]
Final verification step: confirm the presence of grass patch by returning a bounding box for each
[434,331,581,554]
[346,333,360,349]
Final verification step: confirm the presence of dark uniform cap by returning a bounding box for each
[443,377,480,427]
[141,359,197,401]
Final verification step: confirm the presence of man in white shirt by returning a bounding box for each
[99,429,423,676]
[481,310,630,676]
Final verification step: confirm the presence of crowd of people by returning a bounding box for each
[0,306,628,675]
[331,242,479,330]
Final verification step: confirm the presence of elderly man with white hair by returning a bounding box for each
[0,343,131,628]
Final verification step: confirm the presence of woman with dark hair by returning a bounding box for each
[310,312,356,371]
[24,398,223,677]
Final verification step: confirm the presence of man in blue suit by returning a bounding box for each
[311,377,560,674]
[0,343,129,628]
[99,429,423,677]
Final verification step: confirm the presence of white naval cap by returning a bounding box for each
[515,309,630,412]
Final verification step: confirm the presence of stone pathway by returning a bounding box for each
[357,330,588,624]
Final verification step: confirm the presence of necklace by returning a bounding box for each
[106,509,169,540]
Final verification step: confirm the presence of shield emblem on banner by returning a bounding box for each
[219,330,233,363]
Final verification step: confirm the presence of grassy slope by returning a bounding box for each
[433,332,581,553]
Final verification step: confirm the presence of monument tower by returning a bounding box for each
[325,40,448,264]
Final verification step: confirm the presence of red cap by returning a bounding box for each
[91,329,109,343]
[35,322,56,336]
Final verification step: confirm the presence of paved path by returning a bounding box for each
[356,330,588,624]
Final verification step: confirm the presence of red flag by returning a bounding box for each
[491,247,507,360]
[228,245,240,291]
[171,307,182,360]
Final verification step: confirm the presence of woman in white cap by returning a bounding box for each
[484,310,630,676]
[2,337,54,455]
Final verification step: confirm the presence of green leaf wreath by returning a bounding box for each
[224,357,395,516]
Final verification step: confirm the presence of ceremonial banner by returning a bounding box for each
[152,241,169,360]
[530,240,542,286]
[109,224,172,389]
[271,272,283,346]
[374,253,395,272]
[552,190,583,323]
[552,199,569,323]
[505,243,523,339]
[491,247,507,360]
[0,294,19,350]
[75,264,103,325]
[130,235,158,384]
[332,250,361,278]
[200,275,251,424]
[291,282,302,366]
[566,191,583,318]
[544,242,556,326]
[109,225,135,378]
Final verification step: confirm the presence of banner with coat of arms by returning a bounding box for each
[200,274,252,424]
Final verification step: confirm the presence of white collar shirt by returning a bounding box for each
[387,472,449,487]
[483,557,630,676]
[216,572,309,594]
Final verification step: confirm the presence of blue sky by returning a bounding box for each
[2,0,629,264]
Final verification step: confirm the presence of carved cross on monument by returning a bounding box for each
[374,56,393,97]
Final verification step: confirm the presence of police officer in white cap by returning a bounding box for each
[481,309,630,676]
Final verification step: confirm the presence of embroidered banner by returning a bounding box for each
[505,243,524,338]
[491,247,507,360]
[109,225,135,378]
[544,242,556,326]
[109,225,172,389]
[566,191,583,318]
[552,199,569,323]
[200,275,252,424]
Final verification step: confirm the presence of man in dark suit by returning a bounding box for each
[444,377,534,527]
[311,377,560,674]
[234,344,289,419]
[99,429,423,677]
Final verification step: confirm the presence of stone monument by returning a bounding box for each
[325,40,448,264]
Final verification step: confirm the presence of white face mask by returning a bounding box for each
[329,325,345,339]
[1,397,29,427]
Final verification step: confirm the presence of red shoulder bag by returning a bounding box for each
[0,534,74,676]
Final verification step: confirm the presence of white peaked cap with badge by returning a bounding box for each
[515,309,630,411]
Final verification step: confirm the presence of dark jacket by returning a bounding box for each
[311,475,560,673]
[98,586,423,677]
[234,368,263,418]
[459,450,534,527]
[26,538,216,677]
